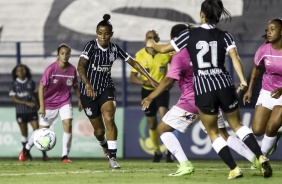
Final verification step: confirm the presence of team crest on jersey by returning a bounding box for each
[109,52,115,62]
[52,79,58,84]
[111,46,117,52]
[66,79,73,86]
[85,108,92,116]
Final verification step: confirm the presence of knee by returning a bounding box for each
[252,126,264,137]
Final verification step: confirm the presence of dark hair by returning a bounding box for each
[262,18,282,40]
[201,0,231,25]
[11,64,32,81]
[57,43,71,55]
[170,24,189,39]
[97,14,113,32]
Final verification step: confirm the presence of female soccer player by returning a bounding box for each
[243,18,282,156]
[145,0,272,179]
[77,14,158,169]
[10,64,49,161]
[19,43,82,163]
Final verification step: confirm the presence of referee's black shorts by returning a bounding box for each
[141,88,170,117]
[195,86,238,115]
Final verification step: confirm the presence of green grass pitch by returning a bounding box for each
[0,158,281,184]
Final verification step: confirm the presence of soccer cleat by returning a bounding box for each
[269,131,282,155]
[43,156,52,161]
[102,147,109,160]
[227,166,243,179]
[259,155,272,178]
[169,161,195,176]
[152,152,162,162]
[61,155,72,163]
[166,151,174,163]
[250,156,261,170]
[109,157,121,169]
[26,151,33,161]
[18,148,26,162]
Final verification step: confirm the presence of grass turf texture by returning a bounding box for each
[0,159,281,184]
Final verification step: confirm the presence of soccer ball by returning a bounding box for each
[33,128,56,151]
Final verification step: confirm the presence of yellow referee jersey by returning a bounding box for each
[132,48,171,90]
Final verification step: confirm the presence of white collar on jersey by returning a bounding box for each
[201,24,215,29]
[96,38,109,51]
[16,77,28,83]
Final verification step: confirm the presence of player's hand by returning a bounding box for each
[25,101,36,108]
[243,90,252,105]
[141,97,152,111]
[150,80,159,88]
[146,39,155,48]
[38,106,46,118]
[86,84,95,99]
[237,81,248,93]
[78,99,83,112]
[271,88,282,99]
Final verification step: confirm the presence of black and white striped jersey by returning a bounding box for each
[9,78,37,114]
[79,39,130,97]
[172,24,236,95]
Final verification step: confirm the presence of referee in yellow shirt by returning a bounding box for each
[130,30,173,162]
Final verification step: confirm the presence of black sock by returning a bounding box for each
[218,146,237,170]
[242,133,262,158]
[42,151,47,157]
[108,149,117,159]
[101,142,108,150]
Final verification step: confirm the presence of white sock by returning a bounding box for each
[227,135,255,162]
[26,131,37,150]
[21,136,28,143]
[62,132,72,157]
[212,136,227,153]
[261,134,276,156]
[107,140,117,149]
[160,132,188,163]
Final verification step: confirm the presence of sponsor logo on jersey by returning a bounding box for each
[91,64,111,73]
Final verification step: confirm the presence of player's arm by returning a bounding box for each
[38,83,45,118]
[73,83,82,111]
[228,48,247,92]
[129,72,144,85]
[77,57,95,99]
[141,77,174,110]
[146,39,175,54]
[127,58,158,88]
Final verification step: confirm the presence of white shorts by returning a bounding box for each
[199,109,226,133]
[162,105,199,133]
[40,104,73,127]
[256,89,282,110]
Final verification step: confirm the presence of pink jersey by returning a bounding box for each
[166,49,197,114]
[255,43,282,91]
[40,61,78,110]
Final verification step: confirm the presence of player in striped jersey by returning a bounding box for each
[77,14,158,169]
[10,64,50,161]
[243,18,282,156]
[145,0,272,179]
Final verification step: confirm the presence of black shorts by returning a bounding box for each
[80,88,116,119]
[195,86,238,115]
[16,112,38,124]
[141,88,170,117]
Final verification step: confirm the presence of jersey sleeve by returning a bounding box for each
[116,44,130,61]
[9,82,15,96]
[224,32,236,52]
[80,41,95,60]
[40,66,52,86]
[171,29,189,52]
[254,44,267,66]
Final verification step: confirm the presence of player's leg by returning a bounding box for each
[159,106,196,176]
[59,104,73,163]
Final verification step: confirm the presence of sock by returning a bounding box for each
[160,132,188,163]
[98,138,108,149]
[212,136,237,170]
[21,136,28,147]
[261,135,276,156]
[236,126,262,158]
[26,130,37,150]
[42,151,47,157]
[62,132,72,157]
[149,129,160,154]
[108,140,117,158]
[227,135,255,163]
